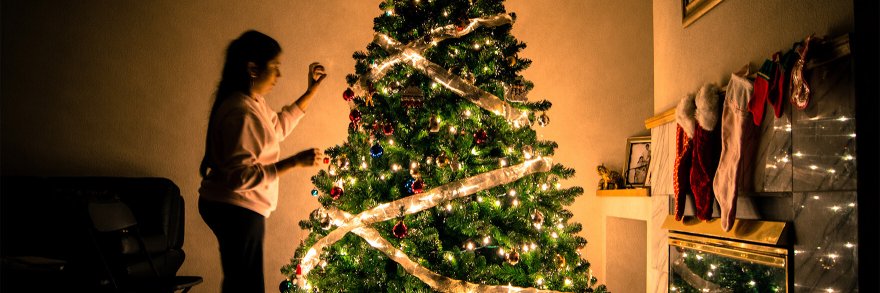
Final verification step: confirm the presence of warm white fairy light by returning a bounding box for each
[449,126,456,133]
[794,151,804,157]
[849,202,856,207]
[471,148,479,155]
[389,139,395,146]
[500,159,507,167]
[473,43,481,49]
[445,203,452,211]
[845,242,855,248]
[555,183,562,189]
[828,169,836,173]
[541,183,549,191]
[843,154,854,160]
[392,164,401,172]
[385,9,394,16]
[508,189,517,196]
[361,161,368,169]
[710,264,717,270]
[494,199,501,207]
[498,248,505,256]
[838,116,849,121]
[696,254,703,260]
[564,278,572,286]
[551,232,558,238]
[512,198,519,207]
[813,195,821,200]
[464,109,472,117]
[443,11,448,17]
[477,196,484,202]
[556,223,564,229]
[329,168,337,176]
[749,280,756,286]
[530,243,537,250]
[483,236,491,245]
[707,272,713,277]
[810,165,819,170]
[535,277,544,286]
[466,241,475,251]
[850,133,856,137]
[682,252,689,258]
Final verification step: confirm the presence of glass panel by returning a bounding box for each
[669,245,786,292]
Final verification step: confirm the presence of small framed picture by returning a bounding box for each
[624,136,651,187]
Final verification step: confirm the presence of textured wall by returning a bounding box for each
[1,1,652,292]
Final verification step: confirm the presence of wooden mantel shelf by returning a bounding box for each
[596,187,650,197]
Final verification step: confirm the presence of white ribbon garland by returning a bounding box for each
[298,158,563,292]
[349,13,530,126]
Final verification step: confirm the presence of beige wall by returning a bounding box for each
[653,0,854,114]
[1,1,652,292]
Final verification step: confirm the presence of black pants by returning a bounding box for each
[199,198,265,293]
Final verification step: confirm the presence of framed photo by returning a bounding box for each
[624,136,651,187]
[682,0,724,28]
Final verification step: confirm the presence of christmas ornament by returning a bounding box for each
[506,250,520,265]
[343,88,355,101]
[349,122,360,132]
[429,114,440,132]
[405,178,425,194]
[370,142,384,158]
[401,86,425,108]
[383,123,394,135]
[323,157,330,164]
[455,18,469,31]
[473,129,489,145]
[506,55,517,67]
[349,109,362,123]
[555,254,567,268]
[392,220,408,238]
[330,186,344,200]
[435,153,450,167]
[365,92,375,107]
[531,210,544,228]
[311,189,319,197]
[279,279,294,292]
[537,112,550,127]
[503,80,529,103]
[296,263,303,276]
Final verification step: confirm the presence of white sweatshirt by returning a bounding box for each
[199,91,305,217]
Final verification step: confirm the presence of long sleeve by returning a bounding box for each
[216,110,278,191]
[274,103,306,140]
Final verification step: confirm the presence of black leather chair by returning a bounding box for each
[1,177,201,292]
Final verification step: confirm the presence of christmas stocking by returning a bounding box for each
[713,74,758,231]
[690,84,722,221]
[674,94,696,221]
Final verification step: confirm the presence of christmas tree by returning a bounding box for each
[282,1,607,292]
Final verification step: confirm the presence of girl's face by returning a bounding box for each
[251,54,282,97]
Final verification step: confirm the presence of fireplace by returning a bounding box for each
[663,216,790,292]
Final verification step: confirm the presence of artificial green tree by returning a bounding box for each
[282,1,607,292]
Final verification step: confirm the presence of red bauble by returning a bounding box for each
[411,179,424,194]
[343,88,355,101]
[474,129,489,144]
[349,109,362,123]
[383,123,394,135]
[393,220,408,238]
[323,157,330,164]
[296,264,302,276]
[330,186,344,200]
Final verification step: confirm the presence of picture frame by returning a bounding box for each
[682,0,725,28]
[624,136,651,187]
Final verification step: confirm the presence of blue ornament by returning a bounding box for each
[310,189,319,197]
[370,142,384,158]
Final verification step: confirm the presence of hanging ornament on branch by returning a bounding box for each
[506,250,520,265]
[537,112,550,127]
[429,114,441,132]
[370,142,384,158]
[401,86,425,108]
[503,79,529,103]
[473,129,489,145]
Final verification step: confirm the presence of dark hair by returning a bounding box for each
[200,30,281,178]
